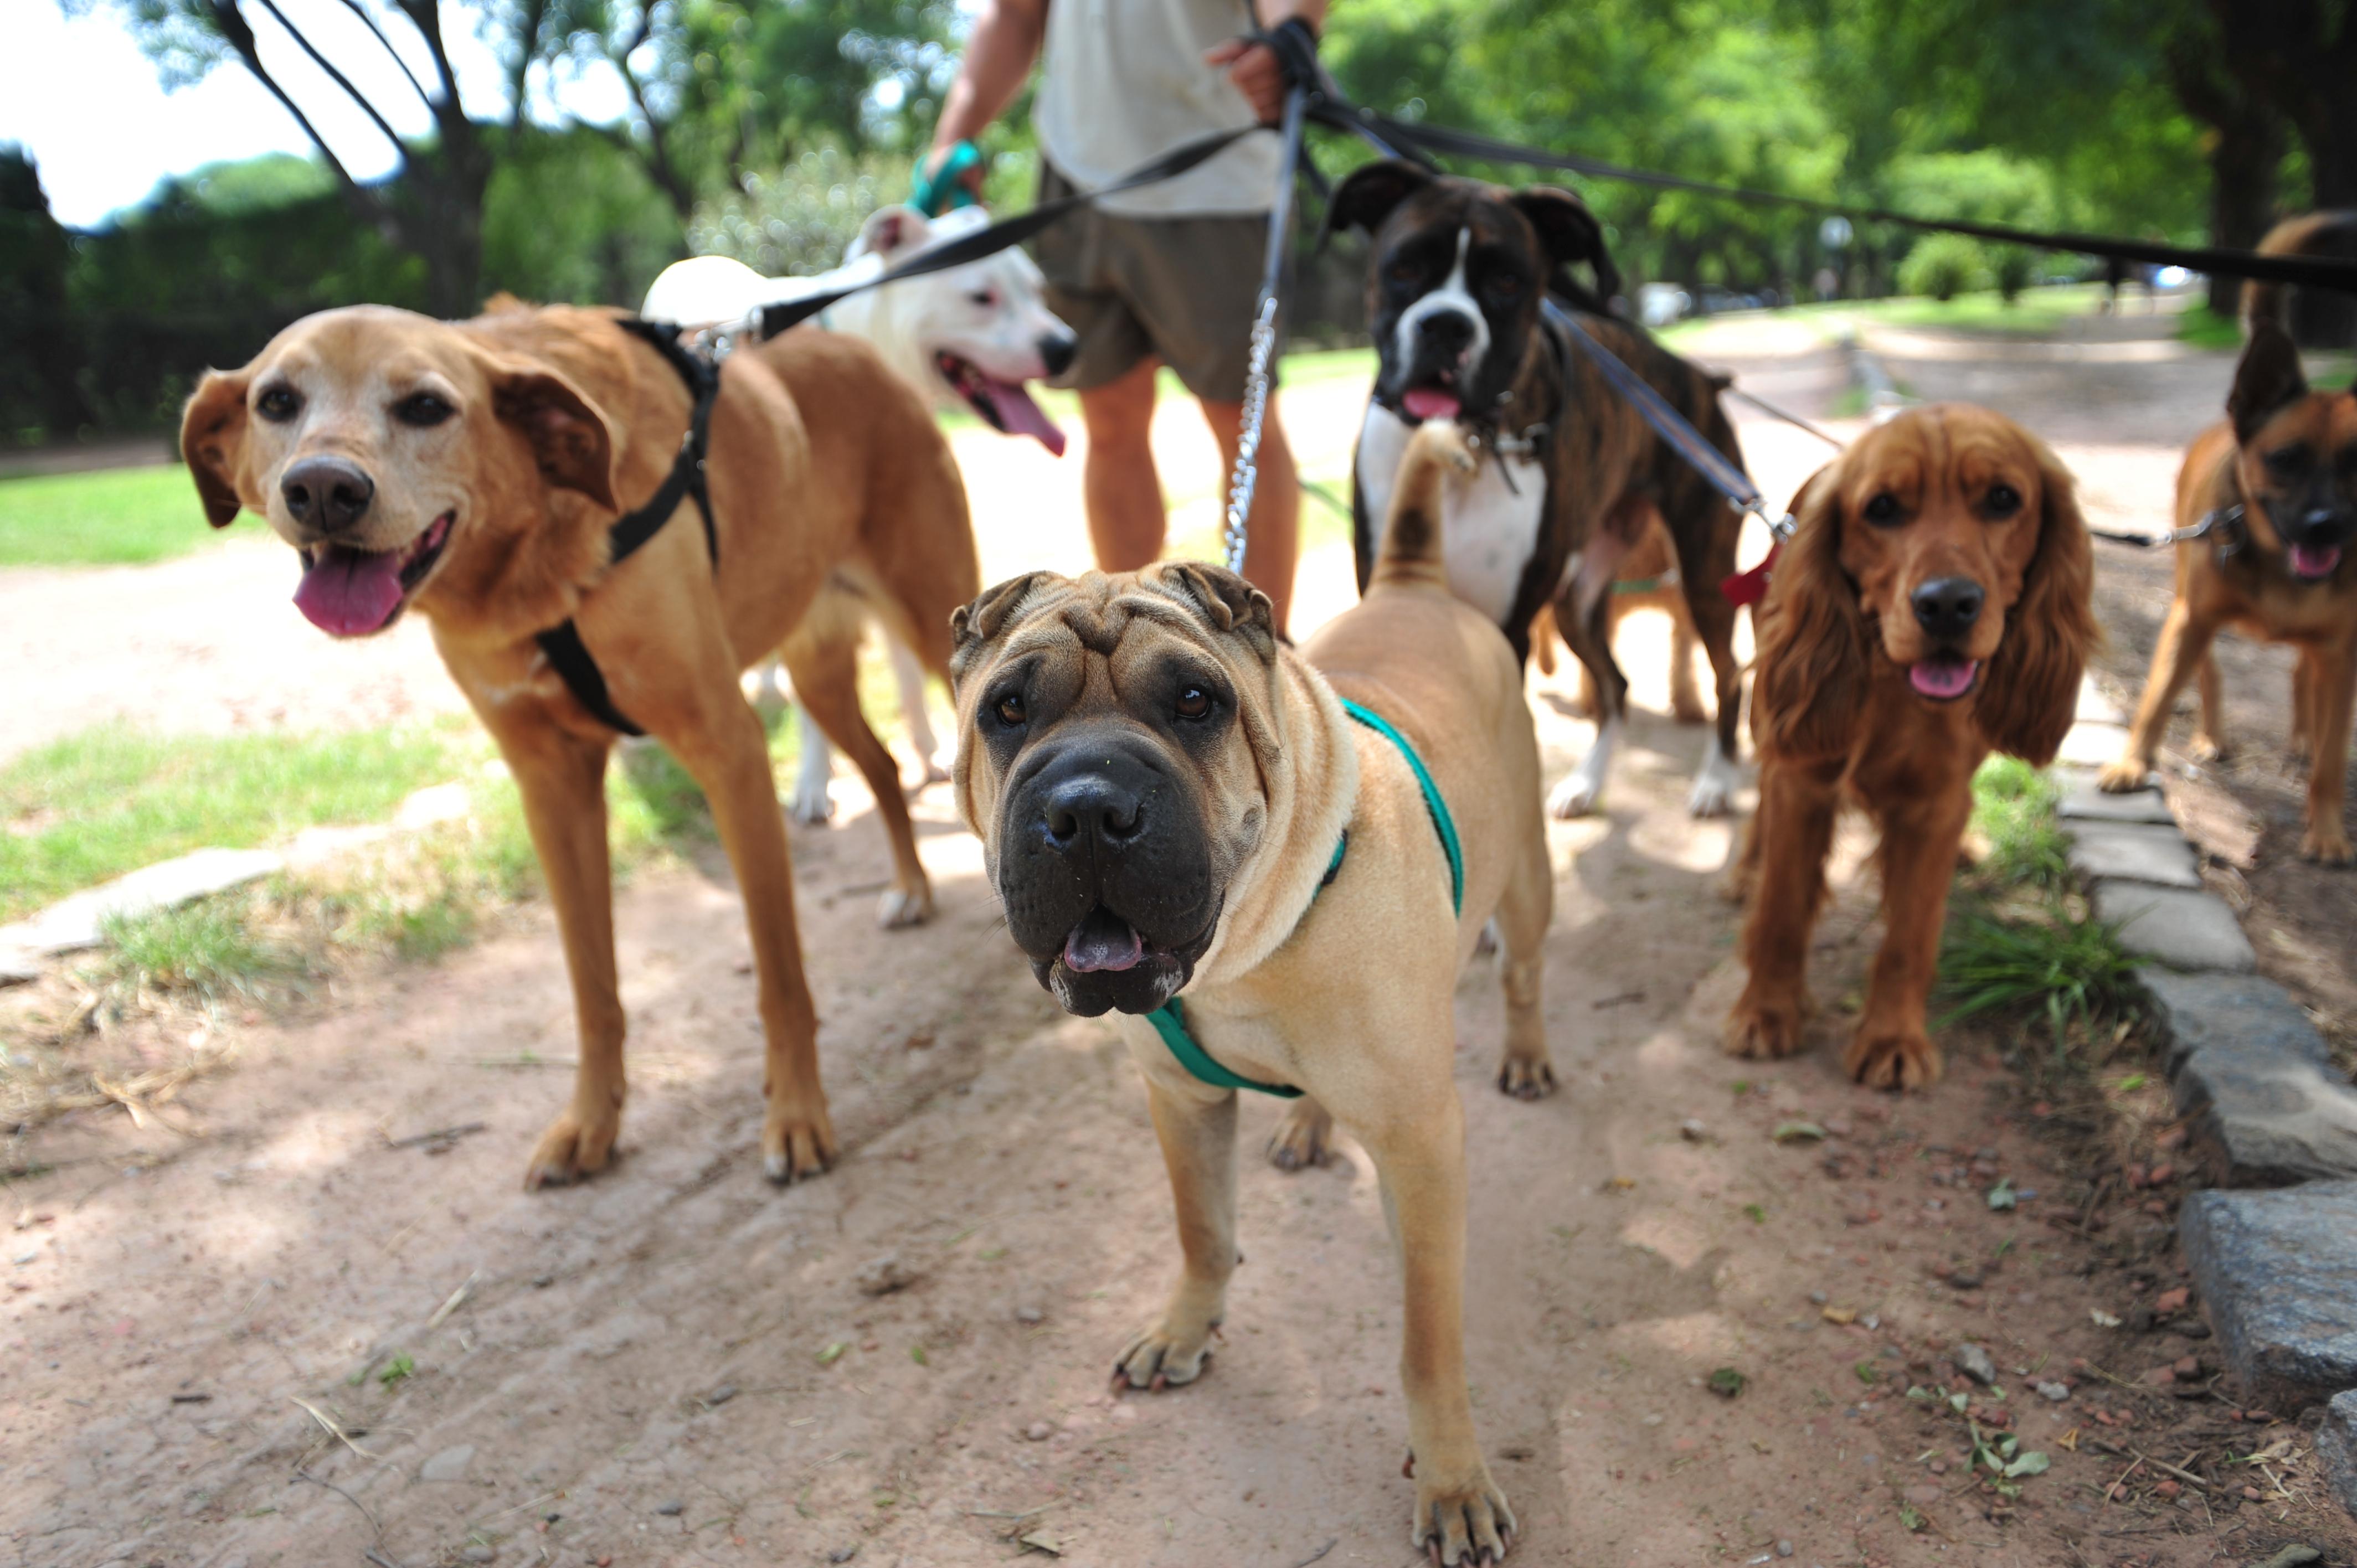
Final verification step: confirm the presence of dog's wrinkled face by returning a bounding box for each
[949,564,1282,1017]
[1330,159,1610,426]
[853,205,1077,454]
[178,306,615,638]
[1825,406,2056,702]
[2226,319,2357,581]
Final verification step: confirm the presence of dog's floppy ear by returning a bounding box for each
[1507,185,1620,303]
[1328,158,1437,237]
[1977,437,2097,764]
[855,205,932,262]
[1160,561,1277,665]
[2227,318,2308,442]
[1753,461,1868,762]
[950,570,1054,686]
[179,369,252,529]
[491,363,618,512]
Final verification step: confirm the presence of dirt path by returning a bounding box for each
[7,322,2353,1568]
[1866,311,2357,1050]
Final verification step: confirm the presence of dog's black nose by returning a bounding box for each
[1042,773,1145,855]
[1038,333,1077,379]
[2298,506,2347,543]
[1911,576,1985,639]
[281,456,375,534]
[1415,310,1477,355]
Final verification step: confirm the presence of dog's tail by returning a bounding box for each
[2241,210,2357,334]
[1370,421,1476,592]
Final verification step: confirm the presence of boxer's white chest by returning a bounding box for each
[1355,402,1545,626]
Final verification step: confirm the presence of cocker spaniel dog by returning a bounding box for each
[1726,404,2095,1089]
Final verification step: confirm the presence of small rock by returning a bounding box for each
[1680,1118,1708,1142]
[2319,1390,2357,1519]
[1775,1541,1793,1558]
[2035,1381,2070,1401]
[1905,1483,1942,1504]
[1025,1421,1053,1442]
[419,1444,475,1482]
[1954,1343,1998,1385]
[531,1273,554,1288]
[855,1251,919,1297]
[705,1384,737,1406]
[460,1549,496,1565]
[828,1549,860,1565]
[2153,1479,2181,1500]
[1015,1305,1045,1325]
[2142,1365,2177,1388]
[1809,1290,1829,1306]
[1949,1270,1983,1290]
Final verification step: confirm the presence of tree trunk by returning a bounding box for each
[2201,107,2284,318]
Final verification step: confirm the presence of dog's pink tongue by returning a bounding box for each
[979,376,1068,457]
[294,546,405,637]
[1401,387,1462,421]
[1907,657,1979,700]
[1062,911,1143,973]
[2291,542,2343,579]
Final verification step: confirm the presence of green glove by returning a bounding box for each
[910,141,984,218]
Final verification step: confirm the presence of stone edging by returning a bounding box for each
[2042,727,2357,1513]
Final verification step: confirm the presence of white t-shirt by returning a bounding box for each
[1033,0,1282,218]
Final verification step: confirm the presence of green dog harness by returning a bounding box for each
[1143,697,1464,1098]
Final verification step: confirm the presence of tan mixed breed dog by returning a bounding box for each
[179,302,975,1187]
[2099,213,2357,863]
[949,423,1547,1563]
[1728,404,2096,1089]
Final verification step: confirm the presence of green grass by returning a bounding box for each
[2178,305,2243,350]
[0,465,227,568]
[1968,756,2068,891]
[0,724,468,923]
[101,890,300,999]
[1937,904,2140,1046]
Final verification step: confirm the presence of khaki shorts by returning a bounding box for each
[1033,162,1270,403]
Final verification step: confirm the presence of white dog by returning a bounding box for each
[643,204,1075,822]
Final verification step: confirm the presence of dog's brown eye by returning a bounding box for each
[256,385,301,422]
[1862,492,1901,525]
[1386,261,1420,286]
[1489,272,1522,297]
[993,692,1027,727]
[1175,685,1211,721]
[395,393,454,428]
[1985,483,2021,517]
[2265,445,2310,474]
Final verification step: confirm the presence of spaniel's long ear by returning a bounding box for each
[1753,461,1868,762]
[1977,438,2097,764]
[179,369,252,528]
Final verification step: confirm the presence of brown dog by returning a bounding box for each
[949,424,1548,1562]
[2098,213,2357,864]
[1727,405,2094,1088]
[1540,504,1708,725]
[179,303,974,1185]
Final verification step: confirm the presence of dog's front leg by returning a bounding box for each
[1725,754,1842,1061]
[2298,643,2356,864]
[668,692,837,1182]
[496,716,628,1189]
[1845,780,1973,1089]
[1365,1101,1514,1565]
[1116,1081,1238,1390]
[2101,598,2217,792]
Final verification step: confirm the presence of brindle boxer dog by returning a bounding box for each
[950,424,1550,1564]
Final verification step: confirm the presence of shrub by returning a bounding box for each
[1898,234,1988,302]
[1990,246,2038,305]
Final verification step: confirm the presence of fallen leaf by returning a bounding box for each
[1821,1306,1856,1324]
[1772,1121,1827,1143]
[2090,1309,2121,1328]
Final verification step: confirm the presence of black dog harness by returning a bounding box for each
[532,318,721,737]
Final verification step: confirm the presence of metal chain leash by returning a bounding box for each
[1222,81,1310,575]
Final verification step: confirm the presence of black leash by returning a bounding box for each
[533,317,722,737]
[2088,504,2245,554]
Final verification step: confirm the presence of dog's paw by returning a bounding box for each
[1267,1100,1334,1172]
[761,1098,837,1185]
[2095,758,2153,795]
[917,760,952,790]
[1723,996,1804,1060]
[2188,731,2227,765]
[786,783,837,827]
[2299,822,2356,866]
[1495,1052,1556,1101]
[1112,1316,1217,1391]
[1686,773,1735,819]
[1546,771,1602,819]
[524,1107,623,1190]
[1410,1450,1516,1566]
[876,880,934,930]
[1845,1027,1943,1091]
